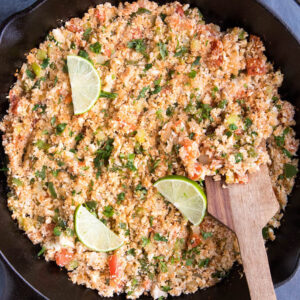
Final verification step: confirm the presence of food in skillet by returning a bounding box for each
[1,0,298,298]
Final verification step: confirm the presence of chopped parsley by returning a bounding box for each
[229,123,238,131]
[201,231,213,240]
[199,258,210,267]
[26,69,35,80]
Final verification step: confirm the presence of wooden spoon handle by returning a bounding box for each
[235,226,276,300]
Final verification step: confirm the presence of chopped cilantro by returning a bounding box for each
[137,86,150,100]
[154,233,168,242]
[53,226,62,236]
[127,248,136,256]
[89,42,101,53]
[141,236,150,247]
[41,58,49,69]
[144,63,153,72]
[78,49,89,59]
[127,39,148,58]
[47,182,57,198]
[188,70,197,79]
[117,192,125,203]
[100,91,118,99]
[199,258,210,267]
[56,123,67,135]
[174,46,188,57]
[158,42,168,60]
[229,123,238,131]
[83,28,92,41]
[234,152,243,163]
[283,163,298,178]
[103,205,114,218]
[26,69,35,80]
[12,177,23,186]
[192,56,201,67]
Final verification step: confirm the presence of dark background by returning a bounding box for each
[0,0,299,299]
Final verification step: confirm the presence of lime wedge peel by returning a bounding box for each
[74,205,123,252]
[154,175,207,225]
[67,55,101,115]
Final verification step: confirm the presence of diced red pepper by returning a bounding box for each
[55,249,74,267]
[108,254,119,279]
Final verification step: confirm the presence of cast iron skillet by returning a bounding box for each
[0,0,299,299]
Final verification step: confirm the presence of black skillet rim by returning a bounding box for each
[0,0,299,298]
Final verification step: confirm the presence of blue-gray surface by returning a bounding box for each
[0,1,299,299]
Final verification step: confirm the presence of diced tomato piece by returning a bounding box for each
[176,5,185,17]
[95,8,106,23]
[55,249,74,267]
[108,254,119,279]
[66,21,82,33]
[65,94,72,104]
[246,58,267,75]
[189,233,201,248]
[208,40,223,68]
[9,90,20,115]
[191,163,203,180]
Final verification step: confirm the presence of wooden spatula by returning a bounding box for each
[205,164,279,300]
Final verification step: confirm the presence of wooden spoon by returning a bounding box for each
[205,164,279,300]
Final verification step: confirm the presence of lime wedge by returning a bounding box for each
[74,205,123,252]
[154,175,207,225]
[67,56,101,115]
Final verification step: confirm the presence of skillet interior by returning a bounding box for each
[0,0,299,299]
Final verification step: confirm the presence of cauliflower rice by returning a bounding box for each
[1,0,298,298]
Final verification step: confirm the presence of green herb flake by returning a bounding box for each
[83,28,92,41]
[37,246,46,257]
[154,233,168,242]
[137,86,150,100]
[127,39,148,58]
[100,91,118,99]
[41,58,49,69]
[56,123,67,135]
[188,70,197,79]
[141,236,150,247]
[117,192,125,203]
[127,248,136,256]
[201,231,213,240]
[199,258,210,268]
[89,42,102,54]
[78,50,89,60]
[50,116,56,126]
[144,63,153,72]
[234,152,243,163]
[161,286,171,292]
[192,56,201,67]
[26,69,35,80]
[174,46,188,57]
[218,100,227,109]
[283,163,298,178]
[229,123,238,131]
[12,177,23,186]
[158,42,168,60]
[53,226,62,236]
[47,182,57,198]
[103,205,114,218]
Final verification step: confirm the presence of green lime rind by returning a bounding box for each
[74,205,123,252]
[154,175,207,225]
[67,55,101,115]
